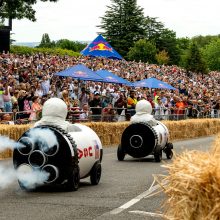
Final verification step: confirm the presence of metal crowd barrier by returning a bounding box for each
[153,107,188,121]
[71,107,127,123]
[0,107,219,124]
[210,109,220,118]
[67,107,127,123]
[14,110,41,124]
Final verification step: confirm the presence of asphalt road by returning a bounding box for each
[0,136,216,220]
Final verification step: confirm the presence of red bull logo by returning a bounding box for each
[138,82,146,85]
[74,71,88,77]
[89,42,113,52]
[106,76,118,82]
[159,83,166,88]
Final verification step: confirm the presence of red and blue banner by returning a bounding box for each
[81,34,123,60]
[132,78,177,90]
[55,64,103,82]
[96,70,131,85]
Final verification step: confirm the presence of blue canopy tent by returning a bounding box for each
[80,34,123,60]
[55,64,103,82]
[132,77,177,90]
[96,70,131,85]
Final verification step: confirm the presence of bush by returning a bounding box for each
[10,45,81,57]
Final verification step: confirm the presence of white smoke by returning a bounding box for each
[0,136,24,152]
[0,166,16,189]
[0,165,49,190]
[27,128,58,152]
[0,128,58,153]
[17,167,49,190]
[0,127,58,190]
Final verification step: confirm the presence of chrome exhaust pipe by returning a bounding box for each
[28,150,47,168]
[17,137,34,155]
[41,164,59,184]
[16,163,50,189]
[40,143,59,157]
[16,163,33,175]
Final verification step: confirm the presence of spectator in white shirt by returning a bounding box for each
[41,76,50,96]
[79,104,91,121]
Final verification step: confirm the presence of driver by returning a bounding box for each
[130,99,157,126]
[34,97,79,132]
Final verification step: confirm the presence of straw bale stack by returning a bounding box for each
[211,134,220,156]
[0,124,32,140]
[164,119,220,141]
[84,122,129,146]
[0,119,220,159]
[159,134,220,220]
[0,149,12,159]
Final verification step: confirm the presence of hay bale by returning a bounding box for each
[0,149,12,160]
[158,134,220,220]
[0,119,220,160]
[85,122,129,146]
[211,134,220,156]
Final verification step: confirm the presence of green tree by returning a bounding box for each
[202,39,220,71]
[98,0,146,57]
[154,29,180,64]
[143,17,180,65]
[56,39,76,51]
[144,16,165,40]
[177,37,190,67]
[155,50,169,65]
[185,42,207,74]
[56,39,87,52]
[177,37,190,51]
[127,39,156,63]
[192,35,220,49]
[0,0,58,21]
[73,41,87,52]
[38,33,55,48]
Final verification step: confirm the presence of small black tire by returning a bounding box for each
[154,152,162,162]
[117,144,125,161]
[166,150,173,160]
[154,146,162,162]
[65,168,80,191]
[166,142,173,149]
[90,162,102,185]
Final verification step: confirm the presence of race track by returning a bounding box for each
[0,136,216,220]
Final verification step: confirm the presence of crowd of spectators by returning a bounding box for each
[0,52,220,124]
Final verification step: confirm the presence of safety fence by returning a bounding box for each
[68,107,220,123]
[0,107,219,125]
[0,110,40,125]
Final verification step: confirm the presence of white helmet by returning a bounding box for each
[135,100,152,115]
[42,98,68,120]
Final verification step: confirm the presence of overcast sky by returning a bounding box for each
[11,0,220,42]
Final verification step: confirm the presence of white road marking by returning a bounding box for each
[109,181,166,215]
[129,210,164,218]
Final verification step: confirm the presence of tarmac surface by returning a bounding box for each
[0,136,216,220]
